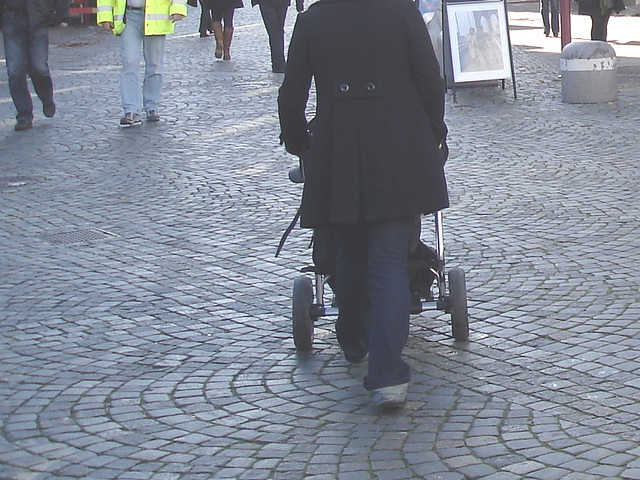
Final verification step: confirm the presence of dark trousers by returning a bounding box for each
[334,217,412,391]
[541,0,559,36]
[198,0,212,35]
[259,3,287,72]
[590,11,611,41]
[1,10,54,121]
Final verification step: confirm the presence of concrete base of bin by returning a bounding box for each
[560,41,617,104]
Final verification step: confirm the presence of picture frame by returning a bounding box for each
[445,0,512,83]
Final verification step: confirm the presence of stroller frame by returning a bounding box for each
[291,211,469,351]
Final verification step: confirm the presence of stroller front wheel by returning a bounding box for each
[448,268,469,341]
[292,276,314,350]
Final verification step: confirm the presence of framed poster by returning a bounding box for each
[446,0,512,83]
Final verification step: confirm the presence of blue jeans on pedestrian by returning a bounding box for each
[258,1,287,72]
[333,217,412,391]
[1,10,54,122]
[119,9,166,114]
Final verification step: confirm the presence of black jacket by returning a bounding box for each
[278,0,449,228]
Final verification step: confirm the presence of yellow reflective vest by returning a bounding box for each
[97,0,187,36]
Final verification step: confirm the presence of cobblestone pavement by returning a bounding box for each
[2,2,640,479]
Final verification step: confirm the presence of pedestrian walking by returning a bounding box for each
[197,0,212,37]
[278,0,449,407]
[97,0,187,126]
[210,0,243,60]
[251,0,302,73]
[53,0,70,26]
[541,0,559,37]
[576,0,624,41]
[0,0,70,131]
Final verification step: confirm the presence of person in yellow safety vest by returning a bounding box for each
[97,0,187,126]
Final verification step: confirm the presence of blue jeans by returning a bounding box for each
[334,217,412,391]
[1,11,54,122]
[119,10,166,114]
[258,2,287,71]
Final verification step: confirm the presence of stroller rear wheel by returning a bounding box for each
[292,276,314,350]
[448,268,469,341]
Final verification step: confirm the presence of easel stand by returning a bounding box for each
[442,0,517,102]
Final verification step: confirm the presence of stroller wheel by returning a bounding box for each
[292,276,314,350]
[448,268,469,341]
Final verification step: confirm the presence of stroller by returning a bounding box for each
[278,163,469,351]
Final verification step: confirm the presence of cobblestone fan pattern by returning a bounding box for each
[2,4,640,480]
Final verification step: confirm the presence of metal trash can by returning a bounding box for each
[560,41,617,104]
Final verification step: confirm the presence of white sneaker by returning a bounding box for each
[371,383,408,407]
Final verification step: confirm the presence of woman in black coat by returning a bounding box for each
[278,0,449,407]
[210,0,243,59]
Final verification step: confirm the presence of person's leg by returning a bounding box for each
[142,34,166,113]
[259,3,287,72]
[120,10,144,115]
[540,0,550,35]
[222,10,235,60]
[27,24,55,115]
[334,224,370,364]
[363,217,412,391]
[590,12,609,41]
[601,12,611,41]
[198,0,210,36]
[2,12,34,123]
[550,0,560,36]
[211,10,224,58]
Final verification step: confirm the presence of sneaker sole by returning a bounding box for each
[119,121,143,127]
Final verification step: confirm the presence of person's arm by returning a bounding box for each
[278,14,313,155]
[169,0,188,20]
[97,0,115,31]
[405,0,447,142]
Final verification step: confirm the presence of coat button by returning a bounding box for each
[366,82,376,92]
[340,83,350,92]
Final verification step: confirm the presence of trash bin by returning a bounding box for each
[560,41,617,104]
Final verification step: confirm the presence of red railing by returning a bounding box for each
[70,0,97,26]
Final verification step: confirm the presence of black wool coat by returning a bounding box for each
[278,0,449,228]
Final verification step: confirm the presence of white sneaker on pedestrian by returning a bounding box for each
[371,383,408,407]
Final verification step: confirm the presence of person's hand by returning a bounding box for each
[171,14,185,22]
[100,21,113,31]
[438,139,449,164]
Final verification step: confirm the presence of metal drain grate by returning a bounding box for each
[40,228,120,245]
